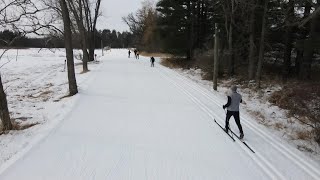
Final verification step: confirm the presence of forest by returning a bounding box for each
[0,29,134,49]
[124,0,320,80]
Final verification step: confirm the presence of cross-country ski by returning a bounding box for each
[229,128,256,153]
[214,119,236,142]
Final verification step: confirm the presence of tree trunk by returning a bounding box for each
[197,0,203,48]
[0,74,12,131]
[248,4,256,80]
[92,0,101,58]
[228,0,234,77]
[82,46,89,71]
[84,0,101,62]
[60,0,78,96]
[67,0,89,72]
[295,1,311,76]
[256,0,268,88]
[301,38,314,80]
[88,38,95,61]
[295,50,303,74]
[299,1,319,79]
[87,28,95,62]
[186,0,194,60]
[282,0,294,82]
[78,0,89,71]
[213,23,219,91]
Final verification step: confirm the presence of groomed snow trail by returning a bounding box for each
[0,50,319,180]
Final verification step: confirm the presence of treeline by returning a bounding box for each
[0,29,134,49]
[124,0,320,82]
[99,29,134,48]
[0,30,64,48]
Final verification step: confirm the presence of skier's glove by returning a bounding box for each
[223,105,226,109]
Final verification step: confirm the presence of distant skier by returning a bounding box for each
[128,50,131,58]
[223,85,244,139]
[134,49,138,59]
[150,56,155,67]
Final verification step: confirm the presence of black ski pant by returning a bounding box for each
[151,62,155,67]
[225,111,243,134]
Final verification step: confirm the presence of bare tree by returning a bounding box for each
[67,0,89,72]
[0,74,11,130]
[0,44,13,130]
[83,0,101,62]
[122,0,158,51]
[59,0,78,95]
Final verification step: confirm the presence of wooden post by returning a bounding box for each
[64,59,66,71]
[213,23,219,91]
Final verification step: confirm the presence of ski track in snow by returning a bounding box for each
[156,65,320,180]
[0,49,319,179]
[155,68,285,179]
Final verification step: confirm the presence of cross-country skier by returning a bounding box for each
[150,57,155,67]
[223,85,244,139]
[134,49,138,59]
[128,50,131,58]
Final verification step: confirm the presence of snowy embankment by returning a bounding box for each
[170,67,320,162]
[0,48,103,168]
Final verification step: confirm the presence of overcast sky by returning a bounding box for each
[96,0,145,32]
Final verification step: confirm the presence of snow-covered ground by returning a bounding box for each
[0,49,319,179]
[0,48,103,170]
[172,67,320,162]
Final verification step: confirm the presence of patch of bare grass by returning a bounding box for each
[80,69,90,74]
[314,127,320,144]
[140,51,173,58]
[38,90,53,97]
[270,83,320,144]
[274,122,285,130]
[12,121,39,131]
[297,144,314,153]
[57,93,75,101]
[160,57,192,69]
[0,120,39,135]
[248,110,266,124]
[296,130,312,141]
[26,90,53,102]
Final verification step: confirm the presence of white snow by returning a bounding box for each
[0,48,103,171]
[0,49,319,179]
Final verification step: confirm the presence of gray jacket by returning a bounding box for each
[224,92,242,112]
